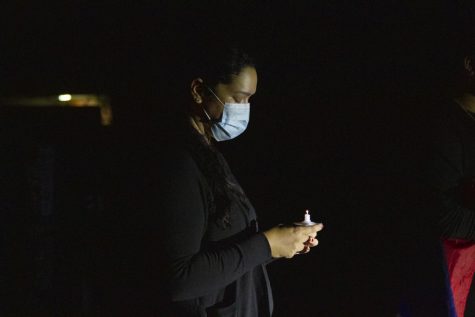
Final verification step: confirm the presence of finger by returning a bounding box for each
[304,237,319,246]
[302,223,324,234]
[297,246,310,254]
[308,232,317,239]
[296,225,323,239]
[304,236,315,244]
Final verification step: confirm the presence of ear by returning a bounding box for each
[190,78,205,104]
[464,56,475,76]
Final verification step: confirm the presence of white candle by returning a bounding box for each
[294,209,316,227]
[304,210,311,223]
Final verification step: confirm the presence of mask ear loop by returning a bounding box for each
[203,86,231,138]
[200,108,231,139]
[202,107,213,121]
[205,85,226,106]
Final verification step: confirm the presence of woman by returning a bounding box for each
[158,46,323,316]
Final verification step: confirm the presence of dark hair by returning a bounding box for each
[185,45,255,228]
[188,44,256,88]
[439,1,475,96]
[186,127,249,228]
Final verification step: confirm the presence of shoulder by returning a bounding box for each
[157,144,200,177]
[147,142,210,199]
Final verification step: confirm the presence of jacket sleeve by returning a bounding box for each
[426,125,475,240]
[158,151,272,301]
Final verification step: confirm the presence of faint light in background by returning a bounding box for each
[58,94,72,102]
[1,94,113,126]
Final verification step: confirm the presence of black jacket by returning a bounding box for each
[427,101,475,240]
[97,124,274,316]
[158,142,274,316]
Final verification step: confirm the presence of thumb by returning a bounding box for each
[305,223,324,234]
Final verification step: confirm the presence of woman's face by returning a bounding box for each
[204,66,257,120]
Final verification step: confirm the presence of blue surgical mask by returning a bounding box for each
[203,87,250,142]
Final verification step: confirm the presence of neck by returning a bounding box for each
[455,93,475,113]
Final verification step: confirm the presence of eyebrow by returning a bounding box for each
[235,91,254,96]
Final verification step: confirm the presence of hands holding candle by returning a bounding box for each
[263,210,323,258]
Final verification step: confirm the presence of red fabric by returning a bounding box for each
[442,239,475,317]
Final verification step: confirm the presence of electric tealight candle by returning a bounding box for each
[304,210,311,223]
[294,209,317,226]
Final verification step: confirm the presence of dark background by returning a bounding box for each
[0,1,469,316]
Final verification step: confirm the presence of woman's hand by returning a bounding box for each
[263,224,323,258]
[299,236,319,254]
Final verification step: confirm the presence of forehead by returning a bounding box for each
[217,66,258,94]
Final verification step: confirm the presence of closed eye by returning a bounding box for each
[234,92,254,103]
